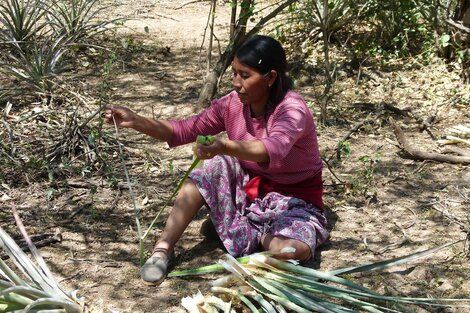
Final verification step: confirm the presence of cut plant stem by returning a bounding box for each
[140,135,215,263]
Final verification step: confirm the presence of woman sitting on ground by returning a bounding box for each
[105,35,329,285]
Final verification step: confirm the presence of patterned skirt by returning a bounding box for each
[189,155,329,258]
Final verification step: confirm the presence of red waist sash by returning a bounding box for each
[243,172,323,210]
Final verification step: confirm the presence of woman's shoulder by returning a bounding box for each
[205,90,244,119]
[206,90,238,113]
[283,90,306,103]
[276,90,309,112]
[211,90,239,106]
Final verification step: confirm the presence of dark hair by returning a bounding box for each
[235,35,293,112]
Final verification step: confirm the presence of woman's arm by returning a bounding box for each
[196,138,269,163]
[223,139,269,163]
[104,106,173,142]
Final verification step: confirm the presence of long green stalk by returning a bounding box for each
[0,289,33,307]
[259,267,469,306]
[248,293,277,313]
[142,134,215,240]
[220,255,316,313]
[141,156,201,241]
[250,268,396,313]
[0,286,48,299]
[173,241,470,312]
[169,249,287,277]
[0,217,84,312]
[252,254,376,294]
[297,291,358,313]
[255,277,336,313]
[169,255,250,277]
[327,239,464,276]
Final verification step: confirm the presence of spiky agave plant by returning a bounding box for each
[0,0,47,47]
[0,208,85,312]
[174,242,470,313]
[0,36,69,99]
[44,0,123,44]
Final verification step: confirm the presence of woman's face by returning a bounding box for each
[232,57,274,108]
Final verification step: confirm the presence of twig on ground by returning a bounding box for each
[105,190,122,215]
[401,205,418,229]
[63,178,129,190]
[0,143,20,164]
[334,118,374,160]
[176,0,210,9]
[58,270,85,284]
[65,203,93,221]
[322,157,345,184]
[431,202,470,233]
[377,222,410,255]
[354,102,437,139]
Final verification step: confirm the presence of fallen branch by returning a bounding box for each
[1,232,62,260]
[446,18,470,34]
[405,107,436,140]
[389,118,470,165]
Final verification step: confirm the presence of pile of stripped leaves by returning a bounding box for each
[0,208,85,312]
[172,242,470,313]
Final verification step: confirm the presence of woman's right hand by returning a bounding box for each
[104,106,137,128]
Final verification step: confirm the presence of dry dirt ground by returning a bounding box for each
[1,0,470,312]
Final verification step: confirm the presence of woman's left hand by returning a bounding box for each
[195,137,225,159]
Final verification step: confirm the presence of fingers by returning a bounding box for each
[103,107,115,124]
[196,137,221,159]
[103,106,133,127]
[195,147,212,159]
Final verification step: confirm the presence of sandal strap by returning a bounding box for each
[152,247,174,259]
[152,247,169,254]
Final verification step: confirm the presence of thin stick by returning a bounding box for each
[207,0,216,73]
[111,116,144,264]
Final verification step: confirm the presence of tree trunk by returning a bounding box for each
[454,0,470,24]
[195,0,298,109]
[453,0,470,82]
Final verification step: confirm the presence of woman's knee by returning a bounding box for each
[260,234,312,262]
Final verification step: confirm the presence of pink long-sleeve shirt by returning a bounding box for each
[168,90,322,185]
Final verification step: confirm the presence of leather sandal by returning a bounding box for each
[140,248,175,285]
